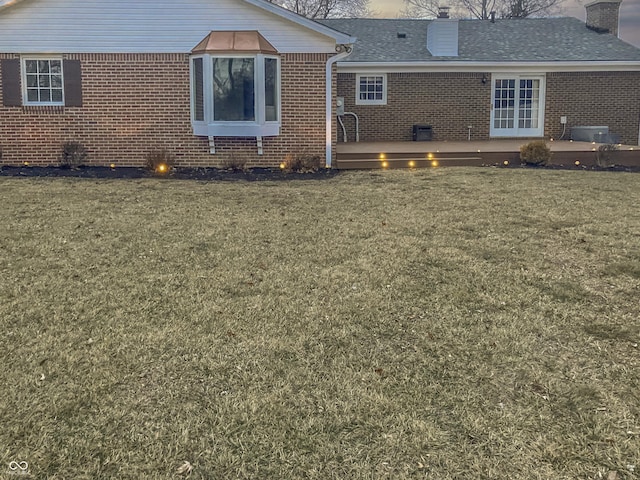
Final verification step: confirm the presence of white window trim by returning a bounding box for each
[190,53,281,138]
[21,56,65,106]
[355,73,387,106]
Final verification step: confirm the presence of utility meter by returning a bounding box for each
[336,97,345,116]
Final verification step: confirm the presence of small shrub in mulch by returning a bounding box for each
[61,141,88,168]
[520,140,551,166]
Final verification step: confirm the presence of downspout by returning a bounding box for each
[326,45,353,168]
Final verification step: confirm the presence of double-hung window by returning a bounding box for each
[356,74,387,105]
[23,58,64,105]
[190,31,281,138]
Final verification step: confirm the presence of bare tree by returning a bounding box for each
[402,0,563,19]
[266,0,372,18]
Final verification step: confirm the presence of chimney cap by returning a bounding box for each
[585,0,621,6]
[437,6,451,18]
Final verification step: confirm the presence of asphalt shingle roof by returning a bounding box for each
[320,17,640,62]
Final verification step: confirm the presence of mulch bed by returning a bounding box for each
[0,166,341,181]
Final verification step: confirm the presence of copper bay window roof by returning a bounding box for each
[191,31,278,54]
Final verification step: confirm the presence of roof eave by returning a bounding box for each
[336,60,640,72]
[240,0,356,45]
[0,0,24,12]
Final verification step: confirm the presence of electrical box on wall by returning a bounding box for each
[560,116,567,124]
[336,97,345,116]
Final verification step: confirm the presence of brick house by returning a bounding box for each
[0,0,354,168]
[1,0,639,169]
[323,0,640,146]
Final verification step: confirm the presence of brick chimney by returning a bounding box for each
[585,0,622,37]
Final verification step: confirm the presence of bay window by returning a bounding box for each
[190,53,281,137]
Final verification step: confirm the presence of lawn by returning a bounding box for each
[1,168,639,479]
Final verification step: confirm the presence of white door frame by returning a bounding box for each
[490,74,546,137]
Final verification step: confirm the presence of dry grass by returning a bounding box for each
[1,168,639,479]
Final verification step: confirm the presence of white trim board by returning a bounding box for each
[336,61,640,73]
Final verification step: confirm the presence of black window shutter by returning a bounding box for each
[1,59,22,106]
[63,59,82,107]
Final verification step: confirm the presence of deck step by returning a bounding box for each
[336,156,487,169]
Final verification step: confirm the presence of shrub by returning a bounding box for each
[520,140,551,166]
[221,154,248,172]
[281,153,322,173]
[145,149,175,173]
[61,141,88,167]
[595,143,619,168]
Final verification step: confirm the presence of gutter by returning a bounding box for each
[325,45,353,168]
[336,60,640,73]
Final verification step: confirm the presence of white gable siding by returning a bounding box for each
[427,20,459,57]
[0,0,338,53]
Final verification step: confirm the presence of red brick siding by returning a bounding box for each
[337,72,491,142]
[0,52,334,167]
[337,70,640,145]
[545,71,640,144]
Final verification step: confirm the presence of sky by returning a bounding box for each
[369,0,640,47]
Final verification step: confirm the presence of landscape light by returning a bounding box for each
[408,160,416,168]
[431,160,439,167]
[109,163,116,169]
[381,161,389,169]
[156,163,168,173]
[23,161,29,166]
[427,153,434,159]
[379,153,386,160]
[279,162,286,169]
[503,161,509,166]
[575,160,580,166]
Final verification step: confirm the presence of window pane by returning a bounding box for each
[192,57,204,122]
[51,89,63,102]
[40,89,51,102]
[39,75,50,87]
[213,58,255,122]
[27,89,39,102]
[27,75,38,87]
[50,60,62,74]
[265,58,278,122]
[38,60,50,73]
[25,60,37,73]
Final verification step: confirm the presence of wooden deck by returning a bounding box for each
[335,140,640,169]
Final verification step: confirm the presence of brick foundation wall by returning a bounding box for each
[545,71,640,144]
[0,52,334,167]
[337,70,640,145]
[337,72,491,142]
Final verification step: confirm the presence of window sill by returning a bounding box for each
[193,122,280,137]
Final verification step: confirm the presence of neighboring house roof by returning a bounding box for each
[320,17,640,63]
